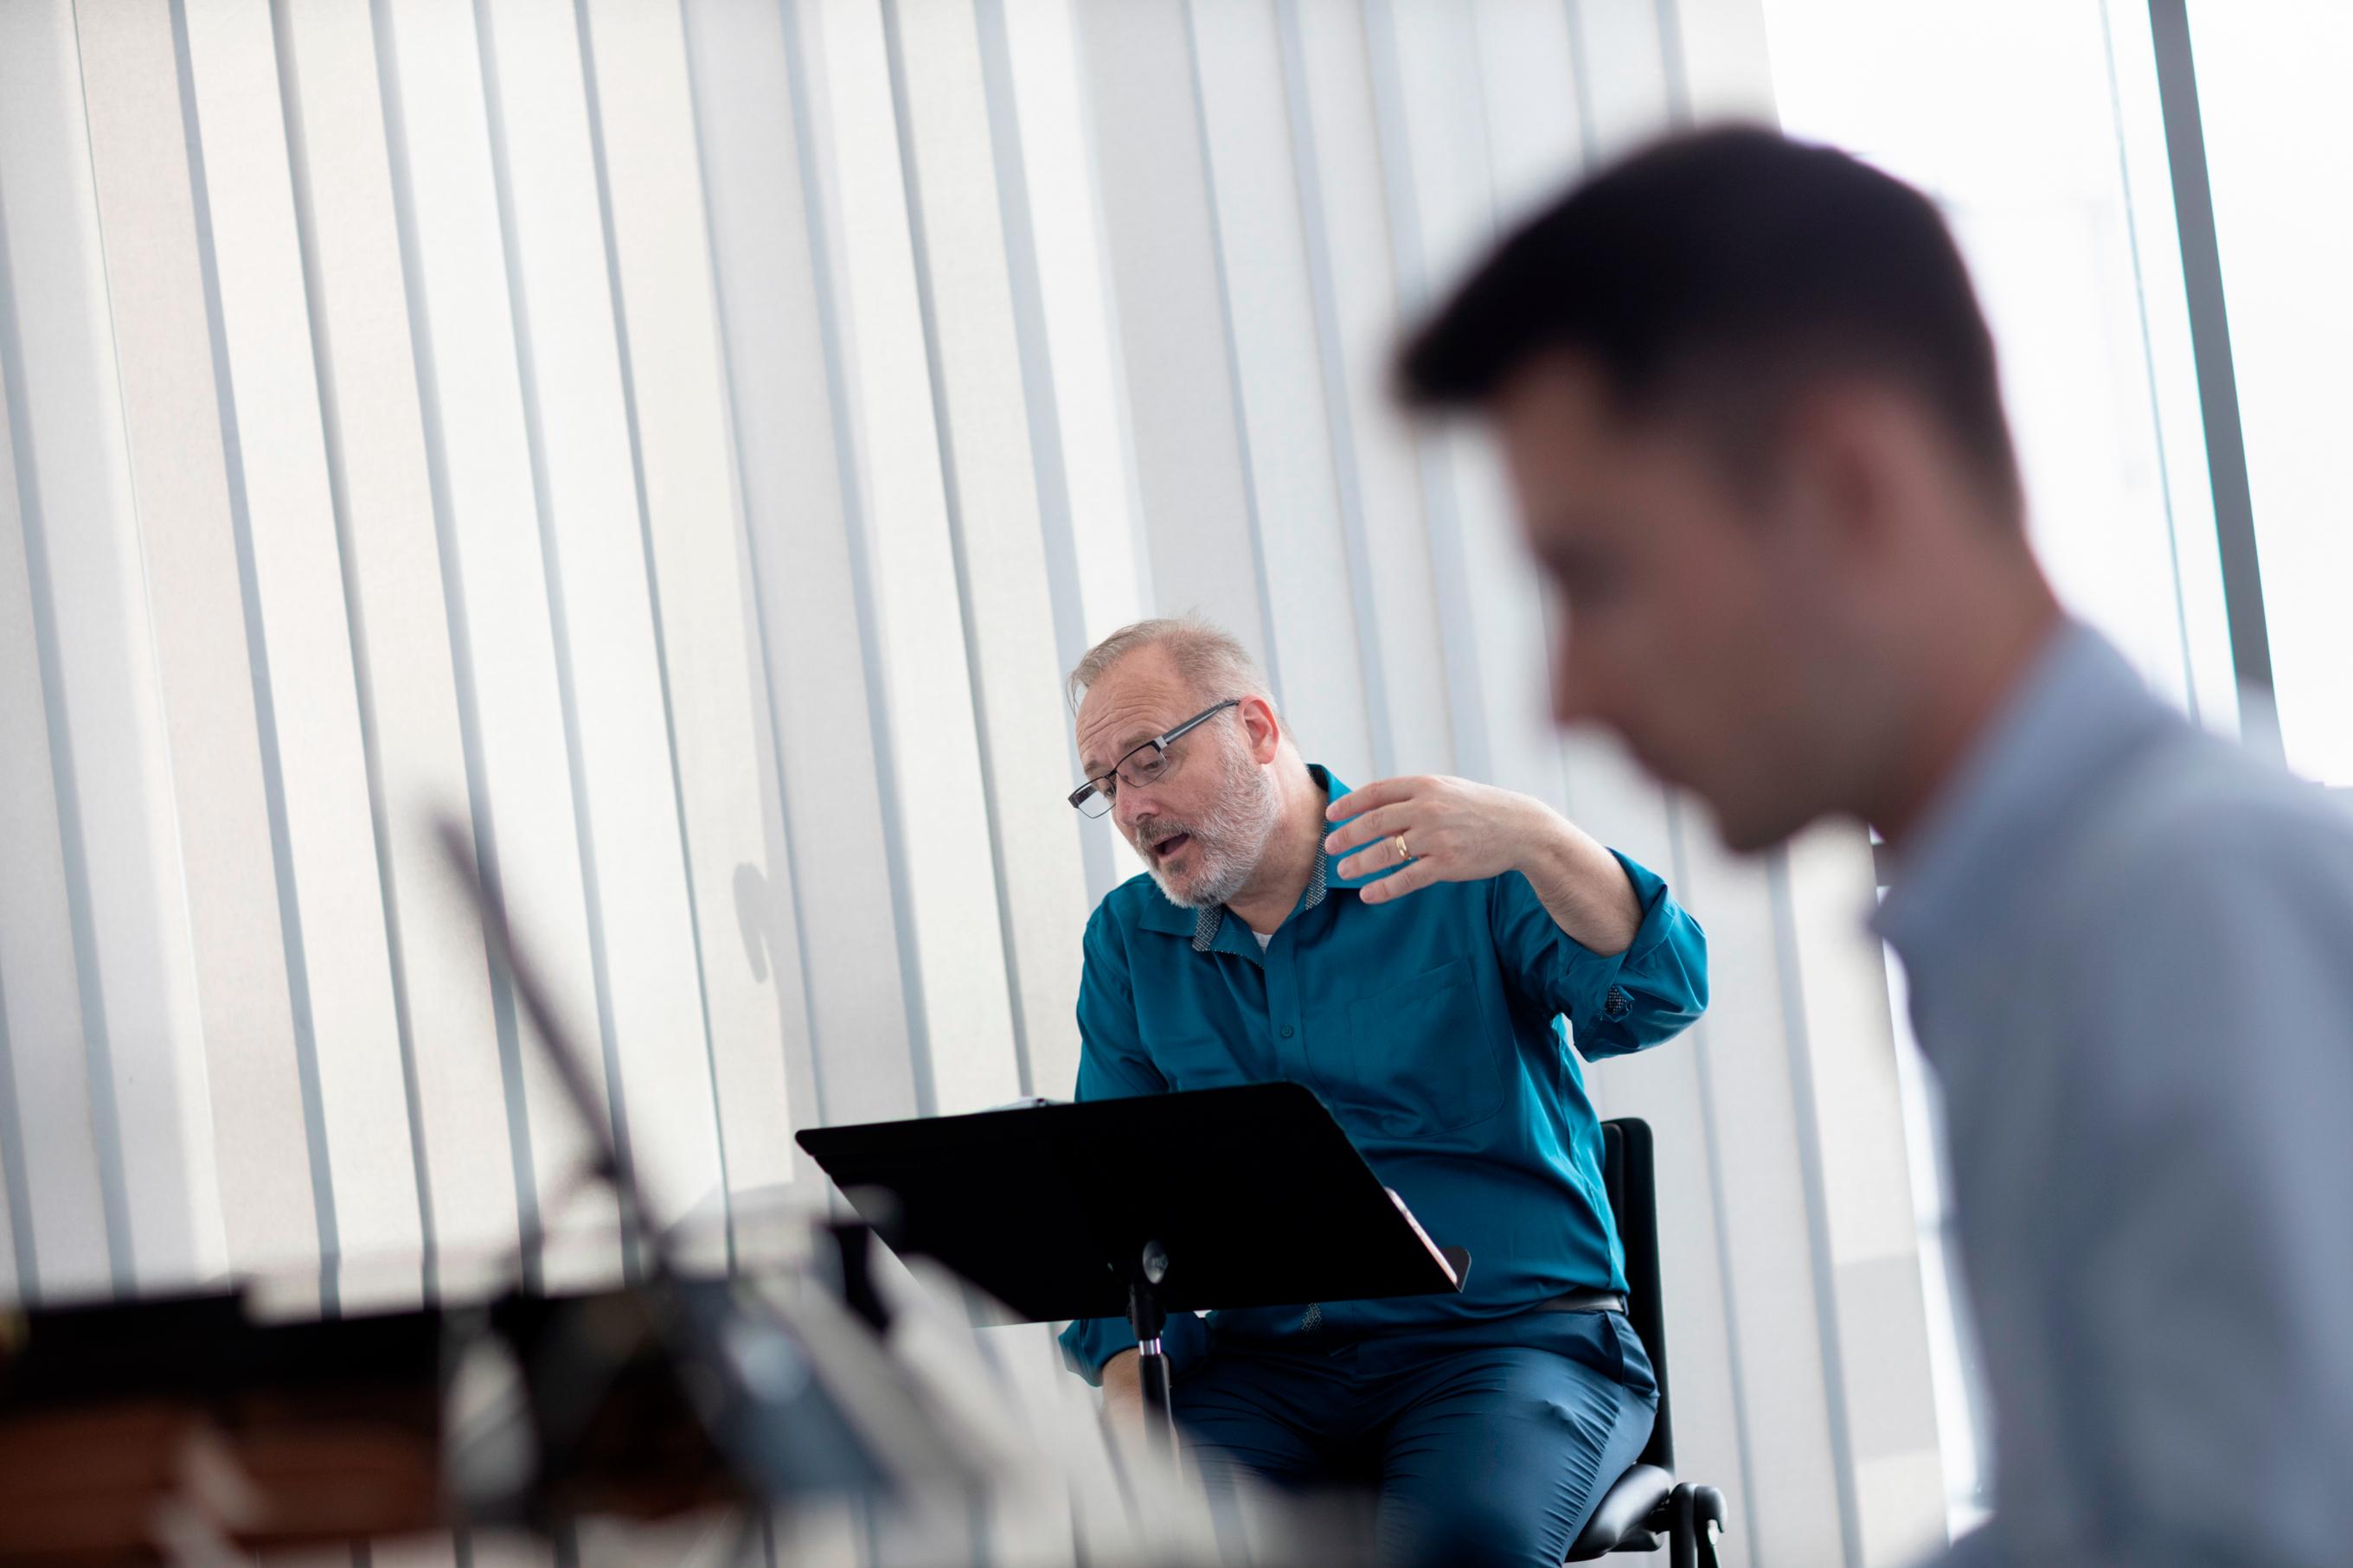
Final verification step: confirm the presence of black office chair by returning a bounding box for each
[1566,1118,1728,1567]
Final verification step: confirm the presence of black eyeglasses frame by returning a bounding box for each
[1067,698,1242,816]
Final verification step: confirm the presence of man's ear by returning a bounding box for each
[1775,385,1914,573]
[1239,694,1283,763]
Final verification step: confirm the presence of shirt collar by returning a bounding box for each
[1134,763,1368,949]
[1872,619,2169,966]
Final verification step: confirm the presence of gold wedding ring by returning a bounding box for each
[1394,834,1413,863]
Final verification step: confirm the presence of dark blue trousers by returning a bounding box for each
[1174,1310,1657,1568]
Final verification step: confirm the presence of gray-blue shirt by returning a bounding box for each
[1875,623,2353,1565]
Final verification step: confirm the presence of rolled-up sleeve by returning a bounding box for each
[1056,908,1212,1384]
[1490,850,1707,1061]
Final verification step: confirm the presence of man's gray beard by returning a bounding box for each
[1142,744,1281,910]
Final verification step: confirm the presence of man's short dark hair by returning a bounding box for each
[1399,125,2021,513]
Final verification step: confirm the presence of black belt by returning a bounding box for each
[1536,1286,1626,1315]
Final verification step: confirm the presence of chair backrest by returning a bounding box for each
[1600,1117,1672,1471]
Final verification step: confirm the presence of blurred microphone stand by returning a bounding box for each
[434,818,981,1552]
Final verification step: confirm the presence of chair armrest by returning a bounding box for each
[1665,1482,1728,1568]
[1565,1462,1672,1560]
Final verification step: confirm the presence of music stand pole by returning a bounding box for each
[1126,1240,1176,1453]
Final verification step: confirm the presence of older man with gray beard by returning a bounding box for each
[1055,618,1707,1568]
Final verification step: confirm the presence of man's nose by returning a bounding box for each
[1113,780,1160,835]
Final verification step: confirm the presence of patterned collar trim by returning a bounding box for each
[1191,849,1328,953]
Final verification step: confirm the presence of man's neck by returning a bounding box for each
[1226,764,1328,936]
[1872,573,2064,850]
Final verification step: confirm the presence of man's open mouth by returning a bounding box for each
[1151,832,1192,861]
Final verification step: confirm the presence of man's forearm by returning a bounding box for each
[1520,814,1643,956]
[1100,1350,1142,1420]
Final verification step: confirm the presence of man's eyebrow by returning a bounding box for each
[1080,729,1155,778]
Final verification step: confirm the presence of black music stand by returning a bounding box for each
[797,1081,1470,1451]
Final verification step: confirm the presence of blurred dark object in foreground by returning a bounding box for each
[0,1288,443,1563]
[0,1259,913,1566]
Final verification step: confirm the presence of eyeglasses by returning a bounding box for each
[1068,699,1241,818]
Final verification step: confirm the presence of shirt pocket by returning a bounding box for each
[1318,956,1505,1135]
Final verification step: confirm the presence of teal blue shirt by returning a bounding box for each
[1058,766,1708,1383]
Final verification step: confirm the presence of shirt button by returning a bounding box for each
[1604,986,1631,1021]
[1279,1025,1295,1039]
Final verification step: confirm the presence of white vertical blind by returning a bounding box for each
[1076,1,1276,691]
[817,0,1027,1121]
[1,0,228,1298]
[0,2,1946,1560]
[684,0,918,1155]
[378,0,630,1294]
[986,0,1155,671]
[196,0,430,1310]
[1190,0,1375,784]
[477,0,722,1253]
[886,0,1093,1099]
[80,0,308,1291]
[0,289,113,1304]
[276,0,523,1298]
[1279,0,1451,780]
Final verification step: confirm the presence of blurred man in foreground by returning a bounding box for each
[1055,618,1706,1566]
[1400,125,2353,1566]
